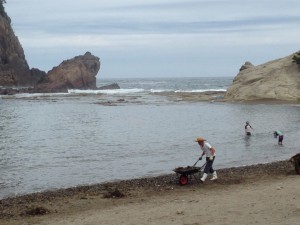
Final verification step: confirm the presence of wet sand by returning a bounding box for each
[1,160,299,225]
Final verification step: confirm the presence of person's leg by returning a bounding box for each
[279,135,283,145]
[210,171,218,180]
[209,157,215,174]
[209,157,217,180]
[204,158,213,174]
[201,158,213,182]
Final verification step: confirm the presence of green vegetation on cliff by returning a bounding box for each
[292,51,300,65]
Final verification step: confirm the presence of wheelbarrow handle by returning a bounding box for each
[200,162,207,169]
[192,159,200,167]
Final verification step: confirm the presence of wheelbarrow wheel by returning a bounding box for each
[295,161,300,175]
[179,175,188,185]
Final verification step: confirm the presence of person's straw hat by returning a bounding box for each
[195,137,206,142]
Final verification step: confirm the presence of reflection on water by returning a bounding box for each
[0,97,300,199]
[244,135,251,147]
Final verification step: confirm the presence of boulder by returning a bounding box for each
[98,83,120,90]
[290,153,300,175]
[239,61,254,71]
[225,52,300,101]
[0,87,18,95]
[35,52,100,92]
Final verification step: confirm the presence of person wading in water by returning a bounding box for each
[245,121,253,136]
[274,130,284,145]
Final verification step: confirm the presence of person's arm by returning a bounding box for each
[199,151,205,160]
[210,147,216,156]
[208,147,216,161]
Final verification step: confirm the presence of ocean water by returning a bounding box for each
[0,77,299,199]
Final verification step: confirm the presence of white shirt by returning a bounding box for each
[245,124,252,133]
[201,141,216,157]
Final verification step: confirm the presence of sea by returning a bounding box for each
[0,77,300,199]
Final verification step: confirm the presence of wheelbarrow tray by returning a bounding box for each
[173,162,206,185]
[173,166,200,175]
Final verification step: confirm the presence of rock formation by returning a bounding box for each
[0,3,119,93]
[239,61,254,71]
[0,5,42,86]
[225,52,300,101]
[98,83,120,90]
[35,52,100,92]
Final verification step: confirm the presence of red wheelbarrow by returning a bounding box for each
[173,159,206,185]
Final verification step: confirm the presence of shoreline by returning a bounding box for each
[0,159,292,201]
[154,91,300,104]
[2,89,300,105]
[1,159,297,222]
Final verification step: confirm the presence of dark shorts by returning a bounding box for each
[246,132,251,136]
[279,135,283,142]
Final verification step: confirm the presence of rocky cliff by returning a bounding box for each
[225,52,300,101]
[0,3,107,93]
[0,4,43,86]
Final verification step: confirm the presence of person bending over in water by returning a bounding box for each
[274,130,284,145]
[245,121,253,136]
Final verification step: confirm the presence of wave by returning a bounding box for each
[14,93,70,98]
[150,89,173,93]
[175,88,227,93]
[3,88,226,98]
[150,88,227,93]
[68,88,145,95]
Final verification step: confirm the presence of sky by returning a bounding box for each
[4,0,300,78]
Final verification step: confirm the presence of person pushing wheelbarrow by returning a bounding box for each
[195,137,218,182]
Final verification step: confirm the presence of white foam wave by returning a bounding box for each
[68,88,145,95]
[174,89,227,93]
[150,89,173,93]
[14,93,69,98]
[150,88,227,93]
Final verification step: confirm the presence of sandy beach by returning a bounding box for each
[1,160,299,225]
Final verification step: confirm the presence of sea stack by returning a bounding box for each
[225,52,300,102]
[34,52,101,92]
[0,2,102,92]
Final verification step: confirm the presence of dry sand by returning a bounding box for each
[1,160,299,225]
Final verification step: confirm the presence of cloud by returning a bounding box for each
[5,0,300,77]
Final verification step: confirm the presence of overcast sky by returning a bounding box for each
[4,0,300,78]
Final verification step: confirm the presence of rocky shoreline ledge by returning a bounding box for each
[153,91,226,102]
[0,160,296,220]
[153,91,300,104]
